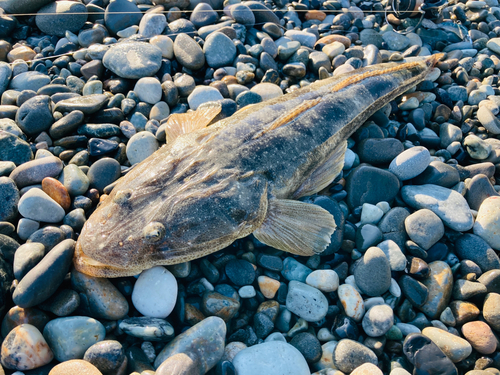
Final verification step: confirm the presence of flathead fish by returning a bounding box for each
[75,54,443,277]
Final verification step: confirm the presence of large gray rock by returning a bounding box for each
[0,0,52,14]
[35,1,88,37]
[102,42,162,79]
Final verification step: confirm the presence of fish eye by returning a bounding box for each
[114,189,133,205]
[143,221,166,243]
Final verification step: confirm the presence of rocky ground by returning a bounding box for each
[0,0,500,374]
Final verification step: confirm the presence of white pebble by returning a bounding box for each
[132,266,178,318]
[305,270,339,293]
[239,285,256,298]
[360,203,384,225]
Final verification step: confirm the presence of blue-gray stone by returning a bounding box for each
[281,257,312,282]
[15,95,53,136]
[203,32,237,69]
[102,42,162,79]
[0,176,19,221]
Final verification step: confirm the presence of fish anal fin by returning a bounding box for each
[253,199,336,256]
[293,141,347,199]
[165,102,222,143]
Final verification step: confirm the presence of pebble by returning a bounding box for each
[233,341,311,375]
[377,240,407,271]
[18,188,65,224]
[305,269,339,293]
[10,155,63,189]
[174,33,205,71]
[337,284,365,322]
[87,157,121,193]
[204,32,237,69]
[102,42,162,79]
[401,184,474,232]
[49,359,103,375]
[354,247,391,297]
[188,86,224,110]
[461,321,497,354]
[83,340,125,373]
[455,234,500,272]
[134,77,162,105]
[333,339,378,373]
[422,327,472,362]
[119,317,174,341]
[419,261,453,320]
[12,239,75,308]
[43,316,106,362]
[13,242,45,280]
[0,177,19,221]
[286,281,328,322]
[474,196,500,250]
[131,266,177,318]
[126,131,159,165]
[403,333,458,374]
[71,269,129,320]
[0,324,53,371]
[154,316,226,370]
[35,1,88,37]
[389,146,431,180]
[404,209,444,250]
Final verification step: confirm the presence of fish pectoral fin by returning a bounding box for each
[165,102,222,143]
[253,199,336,256]
[293,140,347,199]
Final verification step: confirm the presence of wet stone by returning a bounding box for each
[43,316,106,362]
[41,177,71,211]
[119,317,174,341]
[233,341,310,375]
[401,184,474,232]
[71,269,129,320]
[13,239,75,308]
[354,247,391,297]
[399,275,429,308]
[333,339,378,373]
[53,94,108,115]
[419,261,453,320]
[286,281,328,322]
[154,316,226,371]
[0,324,53,371]
[403,333,458,374]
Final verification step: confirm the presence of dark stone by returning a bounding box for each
[15,95,53,136]
[465,174,499,211]
[0,131,32,166]
[0,176,19,221]
[412,161,461,188]
[357,138,404,165]
[290,332,322,363]
[478,269,500,294]
[455,234,500,272]
[403,333,458,374]
[225,259,255,286]
[0,233,19,262]
[345,164,400,209]
[83,340,125,373]
[88,138,119,156]
[253,312,274,338]
[332,314,359,340]
[399,275,429,308]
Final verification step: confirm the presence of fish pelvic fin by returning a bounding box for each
[253,198,336,256]
[165,102,222,143]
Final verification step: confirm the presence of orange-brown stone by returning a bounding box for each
[221,75,238,85]
[184,303,206,326]
[387,13,402,25]
[1,324,53,370]
[41,177,71,211]
[257,275,280,299]
[49,359,103,375]
[7,46,36,63]
[305,10,326,21]
[461,321,497,354]
[315,35,351,49]
[1,306,50,338]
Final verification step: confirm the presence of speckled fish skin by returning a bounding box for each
[75,55,442,277]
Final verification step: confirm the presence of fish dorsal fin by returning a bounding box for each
[293,140,347,199]
[253,199,336,256]
[253,98,321,139]
[165,102,222,143]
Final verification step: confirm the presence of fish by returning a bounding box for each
[74,54,443,278]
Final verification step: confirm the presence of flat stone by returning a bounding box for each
[0,324,53,371]
[354,247,391,297]
[422,327,472,362]
[0,176,18,221]
[12,239,75,308]
[461,321,497,354]
[154,316,226,372]
[102,42,162,79]
[389,146,431,181]
[418,261,453,320]
[474,196,500,250]
[49,359,103,375]
[403,333,458,374]
[119,317,174,342]
[173,33,205,70]
[35,1,88,37]
[286,281,328,322]
[0,131,32,166]
[333,339,377,374]
[456,234,500,272]
[71,269,129,320]
[337,284,365,322]
[132,266,177,319]
[43,316,106,362]
[10,71,50,92]
[53,94,108,115]
[233,341,310,375]
[18,188,65,223]
[401,184,474,232]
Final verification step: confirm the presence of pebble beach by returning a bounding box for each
[1,0,500,374]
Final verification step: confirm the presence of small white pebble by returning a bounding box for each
[238,285,256,298]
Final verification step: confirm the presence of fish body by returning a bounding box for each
[75,55,442,277]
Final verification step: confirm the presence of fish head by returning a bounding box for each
[74,164,268,277]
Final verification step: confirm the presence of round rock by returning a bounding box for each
[474,196,500,250]
[83,340,125,373]
[404,209,444,250]
[126,131,159,165]
[333,339,378,373]
[132,266,178,318]
[353,247,391,297]
[134,77,162,105]
[233,341,310,375]
[102,42,162,79]
[173,33,205,71]
[35,1,88,37]
[286,280,328,322]
[15,95,52,136]
[362,304,394,337]
[203,32,237,69]
[389,146,431,180]
[187,86,223,110]
[18,188,65,223]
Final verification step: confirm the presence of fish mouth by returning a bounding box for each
[73,242,145,278]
